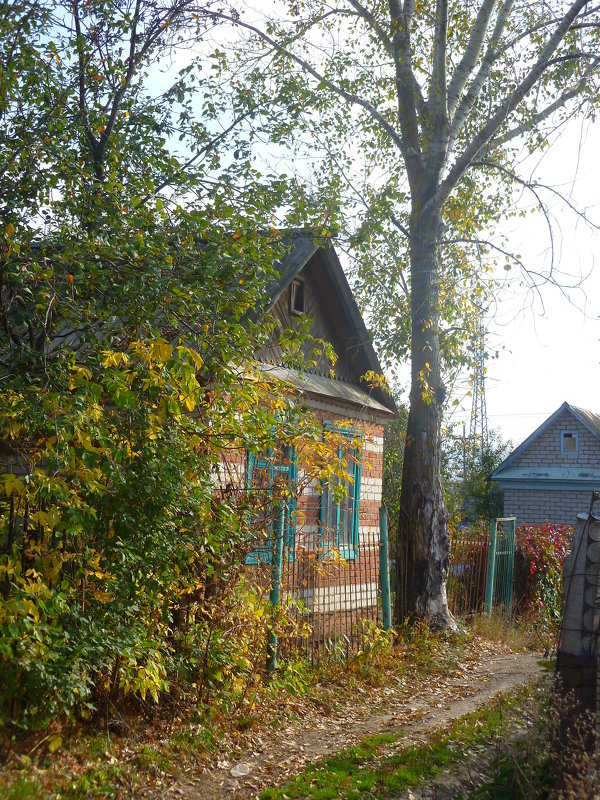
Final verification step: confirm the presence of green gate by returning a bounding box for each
[484,517,516,615]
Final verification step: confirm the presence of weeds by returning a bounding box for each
[467,610,538,652]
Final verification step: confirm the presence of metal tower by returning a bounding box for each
[469,320,488,454]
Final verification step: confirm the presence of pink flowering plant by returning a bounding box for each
[516,523,573,636]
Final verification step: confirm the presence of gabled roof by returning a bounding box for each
[491,401,600,480]
[264,233,397,417]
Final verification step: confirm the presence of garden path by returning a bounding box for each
[154,645,542,800]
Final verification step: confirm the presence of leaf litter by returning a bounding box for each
[144,637,542,800]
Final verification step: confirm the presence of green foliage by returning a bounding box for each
[515,523,573,642]
[0,1,339,731]
[444,429,511,523]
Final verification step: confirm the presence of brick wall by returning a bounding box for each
[504,487,590,525]
[514,410,600,469]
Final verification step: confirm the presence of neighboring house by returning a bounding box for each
[491,402,600,525]
[221,235,397,649]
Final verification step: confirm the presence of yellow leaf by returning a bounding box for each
[5,222,15,237]
[2,474,26,497]
[150,340,173,363]
[48,735,62,753]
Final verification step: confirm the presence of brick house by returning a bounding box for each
[221,235,397,648]
[491,402,600,524]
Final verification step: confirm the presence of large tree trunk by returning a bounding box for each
[395,206,456,630]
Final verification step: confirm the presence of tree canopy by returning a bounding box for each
[0,0,338,728]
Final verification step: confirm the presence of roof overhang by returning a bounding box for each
[258,363,397,419]
[494,465,600,492]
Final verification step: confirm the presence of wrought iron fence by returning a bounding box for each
[248,505,383,661]
[447,526,489,617]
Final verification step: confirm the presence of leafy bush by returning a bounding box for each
[515,523,573,640]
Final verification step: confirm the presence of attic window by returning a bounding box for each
[561,430,578,456]
[289,278,305,315]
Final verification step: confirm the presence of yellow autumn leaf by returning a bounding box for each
[182,394,196,412]
[102,350,129,367]
[150,340,173,362]
[2,474,26,497]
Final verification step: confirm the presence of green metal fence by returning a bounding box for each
[484,517,516,616]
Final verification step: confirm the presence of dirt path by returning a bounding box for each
[161,651,542,800]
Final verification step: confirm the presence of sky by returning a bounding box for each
[435,118,600,449]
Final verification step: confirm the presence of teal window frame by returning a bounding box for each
[319,424,362,560]
[245,446,297,565]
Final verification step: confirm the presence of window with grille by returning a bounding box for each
[320,426,362,560]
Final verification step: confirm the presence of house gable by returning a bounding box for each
[256,235,397,418]
[492,402,600,490]
[491,402,600,523]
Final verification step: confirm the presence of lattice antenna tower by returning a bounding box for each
[469,320,488,454]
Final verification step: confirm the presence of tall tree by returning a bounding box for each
[223,0,600,627]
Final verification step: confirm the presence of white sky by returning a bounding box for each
[444,119,600,448]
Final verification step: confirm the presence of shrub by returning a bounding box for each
[515,523,572,641]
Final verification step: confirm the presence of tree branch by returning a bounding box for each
[446,0,497,117]
[388,0,423,188]
[471,158,600,231]
[346,0,394,58]
[447,0,515,153]
[436,0,593,212]
[489,76,591,148]
[210,9,405,152]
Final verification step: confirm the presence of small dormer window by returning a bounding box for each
[561,431,578,456]
[289,278,305,315]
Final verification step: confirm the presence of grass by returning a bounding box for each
[260,685,535,800]
[2,779,44,800]
[466,610,540,652]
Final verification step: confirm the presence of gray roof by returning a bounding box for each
[257,363,396,417]
[570,405,600,438]
[491,401,600,480]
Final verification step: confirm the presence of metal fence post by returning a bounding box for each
[485,517,498,614]
[267,502,285,673]
[379,506,392,631]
